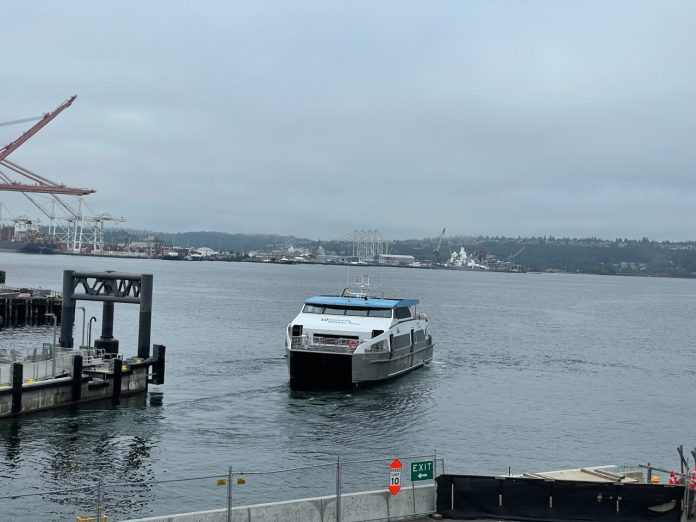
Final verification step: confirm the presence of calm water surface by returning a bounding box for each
[0,252,694,517]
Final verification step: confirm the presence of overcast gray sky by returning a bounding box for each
[1,1,694,241]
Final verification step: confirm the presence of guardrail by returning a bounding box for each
[0,350,75,386]
[291,335,355,354]
[290,335,390,354]
[0,346,123,387]
[0,285,61,298]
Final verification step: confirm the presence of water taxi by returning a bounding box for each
[285,276,433,389]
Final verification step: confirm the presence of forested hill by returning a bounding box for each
[396,236,696,277]
[107,229,696,277]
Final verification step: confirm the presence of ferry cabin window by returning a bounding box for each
[345,308,369,317]
[395,307,412,320]
[393,333,411,350]
[302,305,391,317]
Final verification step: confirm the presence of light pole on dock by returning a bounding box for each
[77,306,86,348]
[46,313,57,377]
[87,316,97,351]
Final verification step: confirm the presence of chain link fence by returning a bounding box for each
[0,475,230,521]
[0,455,443,521]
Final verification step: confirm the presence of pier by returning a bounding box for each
[0,270,165,417]
[0,285,62,328]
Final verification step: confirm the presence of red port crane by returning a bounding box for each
[0,95,95,196]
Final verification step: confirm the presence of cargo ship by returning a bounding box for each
[0,220,56,254]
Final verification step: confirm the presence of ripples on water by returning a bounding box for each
[0,253,694,518]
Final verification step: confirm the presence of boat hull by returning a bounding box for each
[0,240,54,254]
[287,340,433,389]
[353,341,433,384]
[288,350,353,389]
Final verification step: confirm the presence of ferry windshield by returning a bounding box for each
[302,304,392,318]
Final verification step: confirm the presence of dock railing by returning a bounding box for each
[0,285,61,298]
[0,454,444,522]
[0,345,84,386]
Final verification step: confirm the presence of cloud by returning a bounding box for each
[0,0,694,240]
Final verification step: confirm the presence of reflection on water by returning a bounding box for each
[0,394,165,519]
[3,419,20,468]
[0,395,162,484]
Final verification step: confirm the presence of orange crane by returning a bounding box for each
[0,95,95,196]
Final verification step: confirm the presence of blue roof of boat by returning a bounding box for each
[304,296,419,309]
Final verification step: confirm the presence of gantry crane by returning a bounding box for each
[507,246,526,271]
[508,246,526,261]
[13,191,125,253]
[0,96,125,252]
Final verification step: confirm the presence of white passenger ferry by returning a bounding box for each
[285,276,434,388]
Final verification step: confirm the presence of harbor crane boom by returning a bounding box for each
[0,96,76,163]
[0,159,94,196]
[433,227,446,263]
[509,246,526,260]
[0,95,95,196]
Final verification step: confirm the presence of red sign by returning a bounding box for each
[388,458,402,495]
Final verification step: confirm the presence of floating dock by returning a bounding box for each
[0,270,165,417]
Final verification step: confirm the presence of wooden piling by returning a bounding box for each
[0,292,62,328]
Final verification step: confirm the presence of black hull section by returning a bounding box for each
[288,351,352,390]
[0,241,54,255]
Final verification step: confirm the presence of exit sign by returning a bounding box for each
[410,460,434,481]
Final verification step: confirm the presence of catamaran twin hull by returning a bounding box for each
[287,340,434,389]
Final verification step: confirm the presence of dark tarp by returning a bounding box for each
[436,474,685,521]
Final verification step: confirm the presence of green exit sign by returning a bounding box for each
[410,460,434,481]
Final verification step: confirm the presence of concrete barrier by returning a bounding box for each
[123,483,435,522]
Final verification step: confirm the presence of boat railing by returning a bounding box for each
[291,333,393,354]
[340,274,384,299]
[291,335,356,354]
[416,312,428,321]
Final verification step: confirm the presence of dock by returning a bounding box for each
[0,285,62,328]
[0,270,165,417]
